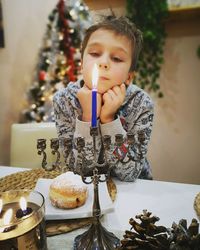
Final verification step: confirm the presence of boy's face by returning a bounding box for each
[81,29,134,94]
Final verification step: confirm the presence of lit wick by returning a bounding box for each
[91,63,99,128]
[16,197,33,218]
[0,208,15,233]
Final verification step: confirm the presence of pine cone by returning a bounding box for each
[169,218,200,250]
[118,210,170,250]
[118,210,200,250]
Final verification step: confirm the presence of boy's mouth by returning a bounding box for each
[99,76,109,81]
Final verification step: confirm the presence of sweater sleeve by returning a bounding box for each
[100,94,154,182]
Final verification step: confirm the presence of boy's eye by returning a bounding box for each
[89,52,100,57]
[112,56,123,62]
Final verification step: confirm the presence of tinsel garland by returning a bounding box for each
[57,0,76,81]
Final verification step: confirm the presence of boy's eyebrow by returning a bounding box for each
[87,42,129,55]
[87,42,103,49]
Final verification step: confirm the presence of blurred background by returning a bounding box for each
[0,0,200,184]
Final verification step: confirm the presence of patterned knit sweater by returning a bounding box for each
[53,79,154,182]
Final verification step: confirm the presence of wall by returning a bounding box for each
[0,0,200,184]
[148,17,200,184]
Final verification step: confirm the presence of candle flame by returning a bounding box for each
[0,199,2,214]
[3,208,13,225]
[20,197,27,211]
[92,63,99,89]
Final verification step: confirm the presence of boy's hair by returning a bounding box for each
[81,15,143,72]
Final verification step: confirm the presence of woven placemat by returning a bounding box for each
[194,192,200,219]
[0,168,117,236]
[0,168,61,192]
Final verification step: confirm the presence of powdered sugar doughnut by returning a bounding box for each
[49,172,88,209]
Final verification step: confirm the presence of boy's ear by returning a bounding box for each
[125,71,135,86]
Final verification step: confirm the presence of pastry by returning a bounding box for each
[49,172,88,209]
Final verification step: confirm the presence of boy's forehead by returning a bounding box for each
[87,29,132,51]
[88,28,129,41]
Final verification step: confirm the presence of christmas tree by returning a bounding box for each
[20,0,92,123]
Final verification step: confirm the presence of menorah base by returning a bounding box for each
[73,220,120,250]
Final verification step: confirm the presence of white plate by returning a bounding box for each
[34,178,114,220]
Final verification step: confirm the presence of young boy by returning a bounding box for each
[53,16,154,182]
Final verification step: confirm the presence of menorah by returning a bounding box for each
[37,127,146,250]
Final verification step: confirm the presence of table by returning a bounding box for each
[0,166,199,249]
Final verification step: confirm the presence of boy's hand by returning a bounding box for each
[77,85,102,122]
[100,83,126,124]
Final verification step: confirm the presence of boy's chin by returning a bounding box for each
[97,88,108,95]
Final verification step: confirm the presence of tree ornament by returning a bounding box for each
[39,70,47,81]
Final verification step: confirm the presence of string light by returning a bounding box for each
[31,104,37,110]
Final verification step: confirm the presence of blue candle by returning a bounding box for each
[92,89,97,127]
[91,64,99,128]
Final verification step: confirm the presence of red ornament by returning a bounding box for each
[39,71,46,81]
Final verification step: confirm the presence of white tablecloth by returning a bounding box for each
[0,166,199,249]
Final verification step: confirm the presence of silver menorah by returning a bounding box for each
[37,127,146,249]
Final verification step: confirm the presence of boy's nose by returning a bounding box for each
[98,63,109,70]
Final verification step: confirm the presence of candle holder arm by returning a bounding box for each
[37,139,48,170]
[60,137,75,172]
[50,138,61,170]
[101,130,148,182]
